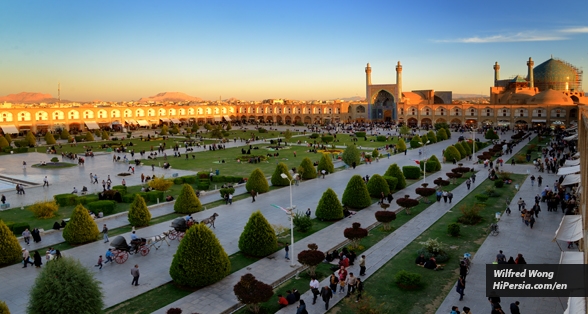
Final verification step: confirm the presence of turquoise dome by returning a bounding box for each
[532,58,581,92]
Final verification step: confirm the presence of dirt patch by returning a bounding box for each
[424,279,455,313]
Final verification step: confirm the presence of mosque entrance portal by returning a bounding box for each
[371,90,396,121]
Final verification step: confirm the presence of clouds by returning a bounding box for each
[560,27,588,33]
[435,27,588,43]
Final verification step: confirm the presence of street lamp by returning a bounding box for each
[281,173,296,267]
[471,129,476,166]
[418,140,431,182]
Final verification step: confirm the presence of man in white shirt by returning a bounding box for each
[309,276,320,304]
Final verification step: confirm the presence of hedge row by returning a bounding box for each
[87,200,117,215]
[54,194,99,206]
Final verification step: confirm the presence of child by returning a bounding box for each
[95,255,103,269]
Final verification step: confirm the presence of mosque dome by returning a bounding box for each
[527,89,574,105]
[533,58,582,92]
[498,90,534,104]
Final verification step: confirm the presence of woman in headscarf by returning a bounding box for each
[296,299,307,314]
[32,228,42,243]
[507,256,516,264]
[33,251,42,268]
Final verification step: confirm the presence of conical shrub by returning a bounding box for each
[238,211,278,257]
[444,146,461,162]
[317,153,335,174]
[341,144,360,167]
[460,141,472,156]
[342,175,372,209]
[0,136,9,149]
[174,184,202,214]
[427,154,442,171]
[0,220,22,266]
[62,204,100,244]
[25,132,36,146]
[396,138,407,152]
[160,125,169,135]
[367,174,390,198]
[299,157,317,180]
[60,129,69,140]
[169,223,231,288]
[128,195,151,227]
[384,164,407,189]
[315,188,343,220]
[101,131,110,140]
[454,144,466,159]
[436,128,448,141]
[410,134,422,148]
[0,301,9,314]
[246,169,269,193]
[270,162,291,186]
[84,132,94,142]
[44,132,56,145]
[427,130,437,143]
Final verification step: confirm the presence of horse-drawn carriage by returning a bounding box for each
[168,213,219,241]
[110,236,150,264]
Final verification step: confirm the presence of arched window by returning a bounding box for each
[440,108,444,116]
[124,110,132,118]
[84,111,93,119]
[486,109,491,116]
[503,109,507,117]
[98,110,106,118]
[537,110,542,117]
[111,110,120,118]
[470,109,475,116]
[53,111,64,120]
[411,108,416,115]
[135,109,145,117]
[148,109,155,117]
[425,109,430,116]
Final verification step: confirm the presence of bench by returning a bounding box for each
[172,173,179,178]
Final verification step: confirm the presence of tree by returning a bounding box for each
[60,129,70,140]
[128,195,151,227]
[367,173,390,198]
[460,141,472,156]
[0,136,9,149]
[426,154,442,171]
[409,134,422,148]
[375,210,396,231]
[238,211,278,257]
[0,301,9,314]
[174,184,202,214]
[444,127,451,139]
[317,153,335,174]
[62,204,100,244]
[342,175,372,209]
[25,132,36,146]
[420,134,429,145]
[160,125,169,135]
[233,273,274,314]
[246,168,270,193]
[148,176,174,191]
[101,130,110,140]
[396,195,419,215]
[399,125,411,136]
[415,183,436,203]
[371,148,379,159]
[211,125,224,139]
[344,222,368,249]
[170,223,230,288]
[171,124,180,134]
[44,132,56,145]
[283,129,293,143]
[270,162,291,187]
[299,157,317,180]
[225,122,232,131]
[84,132,94,142]
[444,146,461,163]
[384,164,407,189]
[453,143,466,159]
[315,188,344,220]
[191,124,199,132]
[396,138,407,152]
[436,128,448,141]
[427,130,437,143]
[321,135,334,144]
[0,220,22,266]
[485,129,499,140]
[341,144,360,166]
[28,257,103,314]
[297,243,325,277]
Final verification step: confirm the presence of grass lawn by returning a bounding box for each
[330,173,526,314]
[507,135,551,164]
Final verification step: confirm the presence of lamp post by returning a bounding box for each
[472,129,476,166]
[418,140,431,183]
[281,173,296,267]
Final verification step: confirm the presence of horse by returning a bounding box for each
[200,213,219,228]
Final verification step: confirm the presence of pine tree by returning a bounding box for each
[341,145,360,166]
[25,132,36,146]
[427,154,442,171]
[44,132,56,145]
[174,184,202,214]
[396,138,407,152]
[299,157,317,180]
[161,125,169,135]
[270,162,292,186]
[246,168,270,193]
[62,204,100,244]
[238,211,278,257]
[0,300,9,314]
[226,122,232,131]
[0,220,22,266]
[0,136,9,149]
[342,175,372,209]
[28,257,104,314]
[315,188,344,220]
[485,129,499,140]
[101,130,110,140]
[317,153,335,174]
[436,128,448,141]
[169,223,231,288]
[171,124,180,134]
[283,129,293,143]
[84,132,94,142]
[59,129,69,140]
[384,164,407,189]
[366,174,390,198]
[128,195,151,227]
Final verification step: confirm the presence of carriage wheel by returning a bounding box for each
[178,232,185,241]
[168,230,177,240]
[140,246,150,256]
[115,251,129,264]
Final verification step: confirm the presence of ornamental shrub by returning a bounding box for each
[246,168,270,193]
[395,270,422,290]
[86,200,116,215]
[270,162,292,186]
[59,129,70,140]
[174,184,202,214]
[375,210,396,231]
[427,130,437,143]
[341,145,361,167]
[0,136,8,149]
[421,134,428,145]
[436,128,448,141]
[25,132,36,147]
[239,211,278,257]
[219,187,235,198]
[293,212,313,232]
[28,257,104,314]
[460,141,472,156]
[443,146,461,163]
[402,166,421,179]
[160,125,169,135]
[309,133,319,139]
[341,175,371,209]
[317,153,335,174]
[315,188,344,220]
[382,176,398,191]
[297,244,325,277]
[0,220,22,266]
[45,132,56,145]
[415,184,436,203]
[321,135,334,144]
[84,132,94,142]
[410,134,422,148]
[0,301,8,314]
[344,222,368,249]
[233,273,274,314]
[376,135,386,142]
[396,138,407,152]
[128,195,151,227]
[30,201,59,219]
[3,133,11,144]
[366,174,390,198]
[62,204,100,244]
[396,195,419,214]
[371,148,379,159]
[101,130,110,140]
[355,131,366,138]
[148,176,174,191]
[494,180,504,188]
[444,127,451,139]
[453,143,466,159]
[298,158,317,180]
[428,154,442,171]
[485,129,499,140]
[448,223,461,237]
[170,223,231,288]
[384,164,406,189]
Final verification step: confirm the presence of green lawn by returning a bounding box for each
[330,173,526,314]
[507,135,551,164]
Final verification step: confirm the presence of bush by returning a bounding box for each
[448,223,460,237]
[44,132,56,145]
[460,141,472,156]
[417,238,449,262]
[457,204,484,225]
[355,131,366,138]
[409,134,422,148]
[54,194,77,206]
[51,157,59,162]
[453,143,466,159]
[173,177,184,185]
[375,210,396,230]
[443,146,461,162]
[270,162,291,187]
[317,153,335,174]
[298,158,317,180]
[485,129,499,140]
[28,257,104,314]
[245,168,269,193]
[233,273,274,314]
[382,176,398,191]
[238,211,278,257]
[87,200,117,215]
[3,133,11,144]
[128,195,151,227]
[475,194,489,202]
[181,175,198,184]
[0,220,22,266]
[427,130,437,143]
[11,222,30,235]
[395,270,422,290]
[402,166,421,180]
[384,164,406,189]
[174,184,202,214]
[341,145,361,167]
[396,138,407,152]
[309,133,319,139]
[376,135,386,142]
[396,195,419,214]
[427,154,442,171]
[494,180,504,188]
[148,176,173,191]
[321,135,334,143]
[24,132,36,147]
[219,187,235,198]
[436,128,448,141]
[30,201,59,219]
[62,204,100,245]
[84,132,94,142]
[169,223,231,288]
[371,148,380,159]
[147,190,164,202]
[366,174,390,198]
[257,127,267,133]
[0,301,9,314]
[342,175,372,210]
[0,136,8,149]
[344,222,368,249]
[315,188,344,220]
[112,185,127,195]
[297,244,325,277]
[293,212,313,232]
[160,125,169,135]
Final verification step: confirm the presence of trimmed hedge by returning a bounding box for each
[147,190,164,202]
[181,175,198,184]
[315,188,344,221]
[238,211,278,257]
[384,164,406,189]
[443,146,461,163]
[122,193,136,203]
[366,174,390,198]
[54,194,78,206]
[376,135,386,142]
[12,222,31,235]
[112,185,127,195]
[246,168,270,193]
[382,176,399,191]
[355,131,366,138]
[341,175,372,209]
[211,175,243,183]
[173,177,185,185]
[87,200,117,216]
[402,166,421,180]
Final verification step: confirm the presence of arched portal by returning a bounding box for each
[372,90,397,121]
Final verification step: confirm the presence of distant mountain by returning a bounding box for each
[453,94,488,99]
[138,92,203,103]
[0,92,62,103]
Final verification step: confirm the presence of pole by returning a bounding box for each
[289,178,294,267]
[472,130,476,165]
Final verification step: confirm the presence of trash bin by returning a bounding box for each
[215,169,220,176]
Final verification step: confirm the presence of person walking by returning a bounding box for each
[345,272,358,297]
[250,189,256,202]
[93,174,98,184]
[309,276,320,304]
[284,243,290,260]
[95,255,103,270]
[509,301,520,314]
[319,285,332,310]
[1,194,5,204]
[355,277,364,302]
[102,224,109,243]
[329,273,339,294]
[456,275,466,301]
[102,180,106,191]
[31,228,41,243]
[22,248,34,268]
[296,300,307,314]
[105,249,114,264]
[359,255,366,276]
[90,173,94,183]
[306,208,311,218]
[43,176,49,187]
[517,198,524,211]
[448,192,454,203]
[33,251,42,268]
[22,228,31,245]
[338,266,348,294]
[387,192,394,204]
[529,215,536,229]
[228,193,233,205]
[471,173,476,184]
[537,175,543,187]
[465,178,471,190]
[530,175,535,186]
[131,264,140,286]
[442,191,449,203]
[436,190,442,202]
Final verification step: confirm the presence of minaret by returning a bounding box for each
[493,62,500,86]
[527,57,534,89]
[365,63,372,105]
[395,61,402,102]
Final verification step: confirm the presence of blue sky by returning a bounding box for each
[1,0,587,101]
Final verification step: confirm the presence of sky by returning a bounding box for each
[1,0,587,102]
